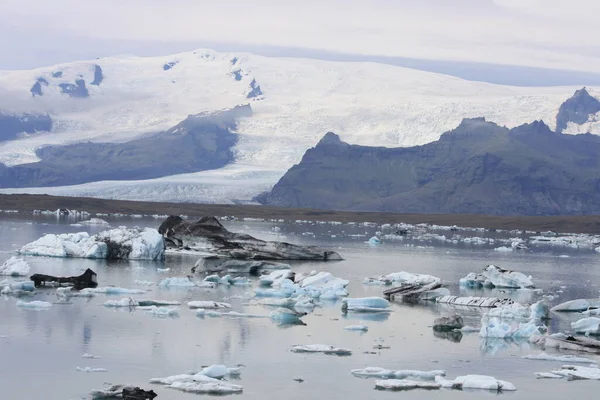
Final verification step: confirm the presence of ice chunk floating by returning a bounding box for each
[459,265,534,289]
[291,344,352,356]
[435,375,517,391]
[0,257,30,276]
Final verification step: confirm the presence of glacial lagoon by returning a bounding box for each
[1,214,600,399]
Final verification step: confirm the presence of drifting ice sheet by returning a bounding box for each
[291,344,352,356]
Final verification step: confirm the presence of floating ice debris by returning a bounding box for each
[522,353,596,363]
[535,372,564,379]
[374,379,441,391]
[259,269,295,287]
[270,308,306,325]
[76,366,107,372]
[255,270,348,300]
[368,236,381,246]
[538,334,600,354]
[0,257,30,277]
[188,301,231,309]
[1,280,35,295]
[158,277,198,287]
[79,218,109,225]
[204,274,251,286]
[363,271,440,286]
[134,280,156,286]
[551,299,600,312]
[197,310,266,318]
[167,380,243,394]
[493,246,513,252]
[82,353,101,359]
[487,301,549,321]
[200,364,242,379]
[571,317,600,335]
[459,265,534,289]
[291,344,352,356]
[81,287,145,295]
[351,367,445,380]
[89,384,131,399]
[537,365,600,380]
[435,375,516,391]
[138,299,181,306]
[16,300,52,309]
[19,227,164,260]
[341,297,391,313]
[150,368,243,394]
[138,306,180,317]
[479,317,541,338]
[56,287,95,298]
[104,297,139,307]
[433,315,464,331]
[344,325,369,332]
[157,268,170,272]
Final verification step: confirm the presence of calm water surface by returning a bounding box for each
[1,215,599,399]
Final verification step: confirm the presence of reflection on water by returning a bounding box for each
[1,215,600,399]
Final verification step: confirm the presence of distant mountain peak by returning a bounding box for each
[317,131,343,146]
[556,87,600,133]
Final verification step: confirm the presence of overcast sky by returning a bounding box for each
[1,0,598,84]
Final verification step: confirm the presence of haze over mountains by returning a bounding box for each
[1,49,600,214]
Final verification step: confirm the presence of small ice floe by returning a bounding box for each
[19,227,164,260]
[583,308,600,316]
[351,367,445,380]
[367,236,381,246]
[493,246,513,252]
[257,296,315,312]
[341,297,391,313]
[150,365,243,394]
[1,281,35,296]
[571,317,600,335]
[436,296,510,308]
[363,271,440,287]
[16,300,52,309]
[138,306,180,317]
[535,365,600,380]
[256,270,349,300]
[344,325,369,332]
[76,366,107,372]
[479,317,541,339]
[270,308,306,325]
[459,265,534,289]
[536,334,600,354]
[0,257,30,277]
[134,280,156,286]
[487,301,549,321]
[79,218,109,226]
[551,299,600,312]
[196,310,266,318]
[204,274,250,286]
[522,352,596,363]
[435,375,516,391]
[374,379,441,391]
[158,276,215,288]
[157,268,170,272]
[291,344,352,356]
[82,353,101,359]
[187,301,231,309]
[81,287,145,295]
[138,299,181,306]
[104,297,139,307]
[433,315,464,332]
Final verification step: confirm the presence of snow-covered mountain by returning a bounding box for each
[0,49,598,203]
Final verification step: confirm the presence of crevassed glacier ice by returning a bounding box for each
[19,227,164,260]
[435,374,516,391]
[0,257,31,277]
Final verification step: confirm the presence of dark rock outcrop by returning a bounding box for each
[163,61,178,71]
[247,79,263,98]
[259,118,600,215]
[556,88,600,133]
[52,71,63,78]
[231,69,243,81]
[158,216,342,260]
[91,65,104,86]
[0,112,53,141]
[0,105,251,187]
[59,79,89,98]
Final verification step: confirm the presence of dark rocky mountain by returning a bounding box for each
[0,112,53,141]
[258,117,600,216]
[0,105,251,188]
[556,87,600,133]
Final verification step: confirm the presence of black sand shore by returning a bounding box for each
[1,193,600,234]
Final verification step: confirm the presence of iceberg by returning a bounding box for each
[79,218,109,225]
[82,353,101,359]
[167,380,243,394]
[158,277,200,288]
[270,308,306,325]
[195,258,292,275]
[104,297,139,307]
[16,300,52,309]
[255,270,348,300]
[76,367,107,372]
[351,367,445,380]
[0,257,30,277]
[290,344,352,356]
[187,301,231,309]
[538,365,600,380]
[479,317,541,339]
[341,297,391,313]
[19,227,165,260]
[138,306,180,317]
[1,280,35,295]
[200,364,242,379]
[571,317,600,335]
[363,271,439,286]
[436,296,512,308]
[81,287,145,295]
[197,310,266,318]
[435,375,516,391]
[344,325,369,332]
[137,299,181,306]
[151,367,243,394]
[459,265,534,289]
[551,299,600,312]
[374,379,441,391]
[487,301,548,321]
[522,353,596,363]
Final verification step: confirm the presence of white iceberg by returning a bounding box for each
[81,287,145,295]
[82,353,101,359]
[79,218,109,225]
[540,365,600,380]
[479,317,542,339]
[571,317,600,335]
[522,353,596,363]
[493,246,513,252]
[344,325,369,332]
[270,308,305,325]
[2,280,35,295]
[291,344,352,356]
[363,271,440,286]
[151,367,243,394]
[374,379,441,390]
[158,277,204,288]
[16,300,52,309]
[551,299,600,312]
[138,306,180,317]
[104,297,139,307]
[167,380,243,394]
[200,364,242,379]
[368,236,382,246]
[187,301,231,309]
[487,301,548,321]
[341,297,391,313]
[459,265,534,289]
[435,375,516,391]
[0,257,30,277]
[351,367,445,380]
[76,367,107,372]
[19,227,164,260]
[436,296,510,308]
[255,270,349,300]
